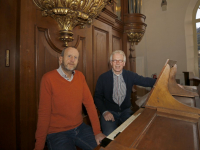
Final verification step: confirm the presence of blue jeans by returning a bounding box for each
[46,123,97,150]
[100,108,133,136]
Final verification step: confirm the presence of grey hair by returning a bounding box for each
[110,50,126,62]
[60,46,77,56]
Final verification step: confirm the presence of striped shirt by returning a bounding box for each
[57,66,75,82]
[112,71,126,106]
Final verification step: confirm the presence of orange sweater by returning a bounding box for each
[34,70,101,150]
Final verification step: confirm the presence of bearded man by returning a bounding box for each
[34,47,105,150]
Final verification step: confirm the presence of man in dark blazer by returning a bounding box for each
[94,50,156,136]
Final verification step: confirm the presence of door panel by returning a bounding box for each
[93,26,110,91]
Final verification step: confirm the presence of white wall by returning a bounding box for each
[136,0,198,85]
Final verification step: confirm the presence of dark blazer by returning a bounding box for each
[94,69,156,114]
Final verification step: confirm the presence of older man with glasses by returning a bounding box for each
[94,50,156,136]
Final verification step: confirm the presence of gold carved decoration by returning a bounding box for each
[125,28,146,46]
[33,0,112,46]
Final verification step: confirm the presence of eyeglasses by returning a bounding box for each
[112,60,124,63]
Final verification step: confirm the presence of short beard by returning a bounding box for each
[61,62,76,72]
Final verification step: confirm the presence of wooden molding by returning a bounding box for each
[97,7,123,33]
[112,19,123,32]
[36,26,62,53]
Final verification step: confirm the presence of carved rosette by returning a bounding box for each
[33,0,112,46]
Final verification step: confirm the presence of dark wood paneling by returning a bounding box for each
[19,0,38,149]
[0,0,17,149]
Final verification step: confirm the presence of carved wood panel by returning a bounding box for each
[93,26,110,90]
[112,35,122,51]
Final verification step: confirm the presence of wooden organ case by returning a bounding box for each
[98,59,200,150]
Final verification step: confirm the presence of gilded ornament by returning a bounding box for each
[33,0,112,46]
